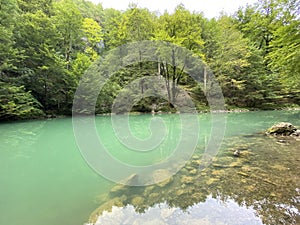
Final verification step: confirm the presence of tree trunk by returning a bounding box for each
[204,66,207,95]
[171,49,176,105]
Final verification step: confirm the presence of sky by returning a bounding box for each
[89,0,258,18]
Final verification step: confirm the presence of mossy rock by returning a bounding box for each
[149,192,159,199]
[266,122,296,135]
[270,164,289,171]
[180,168,189,175]
[157,176,173,187]
[175,189,185,196]
[211,169,225,176]
[110,174,139,196]
[131,196,145,206]
[181,176,194,184]
[229,160,243,168]
[192,192,206,202]
[143,185,156,196]
[110,184,127,196]
[191,155,200,160]
[185,166,195,171]
[95,193,110,204]
[189,169,198,175]
[152,169,173,187]
[206,178,219,185]
[121,173,139,185]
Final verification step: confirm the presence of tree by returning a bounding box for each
[123,4,155,42]
[0,81,44,120]
[203,15,277,108]
[267,0,300,91]
[0,0,19,74]
[73,0,103,21]
[154,5,205,106]
[155,5,204,56]
[235,0,300,105]
[82,17,103,59]
[52,0,83,69]
[17,0,53,14]
[101,8,125,50]
[236,0,280,57]
[14,3,85,113]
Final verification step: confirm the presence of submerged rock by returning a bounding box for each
[181,176,194,184]
[131,196,145,206]
[110,174,139,196]
[89,196,125,223]
[122,173,139,185]
[152,169,173,187]
[189,169,198,175]
[110,184,127,196]
[233,150,240,157]
[175,189,185,196]
[143,185,155,197]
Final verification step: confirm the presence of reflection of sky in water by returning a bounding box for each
[89,196,264,225]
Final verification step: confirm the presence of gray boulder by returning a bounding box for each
[266,122,297,135]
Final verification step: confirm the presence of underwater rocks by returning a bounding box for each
[110,174,139,196]
[152,169,173,187]
[181,176,194,184]
[89,196,126,223]
[89,131,300,225]
[131,196,145,206]
[233,150,240,157]
[122,173,139,185]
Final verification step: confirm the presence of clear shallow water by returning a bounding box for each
[0,110,299,225]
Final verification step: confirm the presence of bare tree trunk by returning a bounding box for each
[171,49,176,105]
[204,65,207,95]
[157,58,160,76]
[65,34,72,71]
[161,63,171,106]
[139,50,142,70]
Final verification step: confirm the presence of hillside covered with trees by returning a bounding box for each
[0,0,299,120]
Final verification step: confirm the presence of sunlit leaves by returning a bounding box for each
[0,81,44,120]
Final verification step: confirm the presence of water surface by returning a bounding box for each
[0,110,299,225]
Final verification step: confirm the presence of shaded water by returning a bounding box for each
[0,110,299,225]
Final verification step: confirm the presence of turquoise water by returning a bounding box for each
[0,110,299,225]
[0,119,113,225]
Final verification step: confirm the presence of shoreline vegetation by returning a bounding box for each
[1,107,300,123]
[1,0,299,122]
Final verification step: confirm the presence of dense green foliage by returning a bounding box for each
[0,0,299,120]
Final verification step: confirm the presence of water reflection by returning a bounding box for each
[0,120,46,158]
[89,129,300,225]
[90,196,263,225]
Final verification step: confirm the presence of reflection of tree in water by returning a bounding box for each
[212,136,300,225]
[91,134,300,225]
[92,198,262,225]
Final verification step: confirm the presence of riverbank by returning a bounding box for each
[1,106,300,122]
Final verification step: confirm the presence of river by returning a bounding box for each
[0,110,299,225]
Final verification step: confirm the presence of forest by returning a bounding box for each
[0,0,299,120]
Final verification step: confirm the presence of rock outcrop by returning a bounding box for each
[266,122,297,136]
